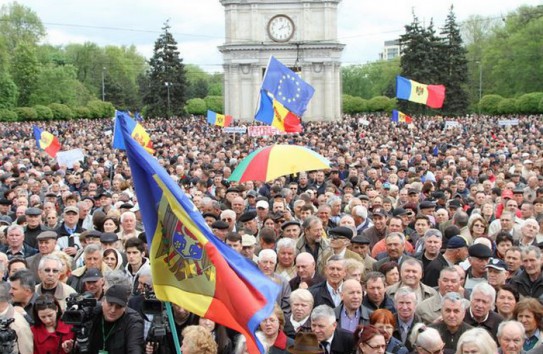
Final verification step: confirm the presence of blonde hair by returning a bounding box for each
[181,325,218,354]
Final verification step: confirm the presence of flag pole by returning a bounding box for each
[165,301,182,354]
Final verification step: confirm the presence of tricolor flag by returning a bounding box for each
[207,110,232,127]
[112,111,154,154]
[391,110,413,124]
[116,113,280,354]
[396,75,445,109]
[32,126,61,158]
[255,89,302,133]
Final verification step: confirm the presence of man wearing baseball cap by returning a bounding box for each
[65,284,144,353]
[485,258,508,289]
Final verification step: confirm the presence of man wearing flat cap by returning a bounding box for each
[239,211,259,237]
[56,205,84,256]
[423,236,468,287]
[24,207,48,249]
[26,230,59,280]
[65,284,144,353]
[464,243,492,292]
[317,227,362,274]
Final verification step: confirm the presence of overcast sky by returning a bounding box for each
[1,0,541,72]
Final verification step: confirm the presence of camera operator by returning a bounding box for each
[63,284,144,353]
[0,282,33,353]
[130,267,198,354]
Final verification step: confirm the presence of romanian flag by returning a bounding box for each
[32,126,61,158]
[396,75,445,109]
[391,110,413,124]
[112,111,154,154]
[255,89,302,133]
[116,114,279,354]
[207,110,232,127]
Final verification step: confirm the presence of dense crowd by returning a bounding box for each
[0,113,542,354]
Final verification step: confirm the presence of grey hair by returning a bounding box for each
[38,255,64,272]
[441,292,467,311]
[311,304,336,324]
[120,211,136,222]
[410,323,442,348]
[424,229,442,239]
[497,320,524,339]
[258,249,277,263]
[84,243,102,256]
[276,238,297,253]
[386,231,405,244]
[522,245,541,258]
[0,282,10,302]
[470,282,496,309]
[351,205,368,219]
[456,328,497,354]
[302,216,321,230]
[104,269,131,291]
[290,288,314,307]
[327,196,342,207]
[6,224,24,235]
[394,286,417,304]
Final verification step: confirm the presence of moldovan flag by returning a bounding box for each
[32,126,61,157]
[396,75,445,109]
[116,113,280,354]
[112,111,154,154]
[391,110,413,124]
[255,89,302,133]
[207,110,233,127]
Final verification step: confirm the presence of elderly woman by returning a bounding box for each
[353,324,388,354]
[283,288,314,338]
[378,262,400,287]
[275,238,297,280]
[344,258,365,283]
[513,298,543,351]
[370,309,408,354]
[259,303,294,354]
[455,328,497,354]
[410,323,445,354]
[180,325,218,354]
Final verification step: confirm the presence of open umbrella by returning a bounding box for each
[229,145,331,182]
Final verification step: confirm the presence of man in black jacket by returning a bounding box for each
[310,304,354,354]
[64,284,144,353]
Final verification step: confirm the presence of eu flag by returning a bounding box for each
[261,56,315,117]
[117,114,279,354]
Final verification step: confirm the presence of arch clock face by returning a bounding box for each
[268,15,295,42]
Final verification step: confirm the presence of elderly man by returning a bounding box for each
[284,288,314,338]
[497,321,526,354]
[518,219,540,247]
[117,211,140,241]
[349,234,375,277]
[280,220,302,239]
[510,245,543,301]
[68,244,111,293]
[310,305,354,354]
[505,246,523,280]
[373,232,412,270]
[275,238,297,280]
[464,243,492,291]
[9,269,37,323]
[464,282,503,340]
[392,287,421,351]
[296,216,329,266]
[257,249,291,317]
[386,258,437,302]
[289,252,324,291]
[318,226,362,274]
[0,224,38,259]
[35,255,77,310]
[55,205,84,256]
[415,229,443,271]
[416,267,465,324]
[352,205,371,236]
[26,230,58,279]
[429,292,473,352]
[334,278,369,331]
[0,282,33,353]
[309,256,345,308]
[486,258,508,289]
[23,207,47,248]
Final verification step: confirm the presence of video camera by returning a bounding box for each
[62,293,97,324]
[142,290,168,343]
[0,318,17,354]
[62,293,98,353]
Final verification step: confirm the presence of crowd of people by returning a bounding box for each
[0,113,541,353]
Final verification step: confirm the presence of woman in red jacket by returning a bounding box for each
[31,294,74,354]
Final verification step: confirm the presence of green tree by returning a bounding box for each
[10,43,40,106]
[0,2,45,51]
[204,96,223,113]
[439,6,469,115]
[185,98,207,115]
[0,72,18,109]
[141,21,188,118]
[30,64,92,106]
[479,94,503,114]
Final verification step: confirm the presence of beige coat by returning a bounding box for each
[35,282,77,311]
